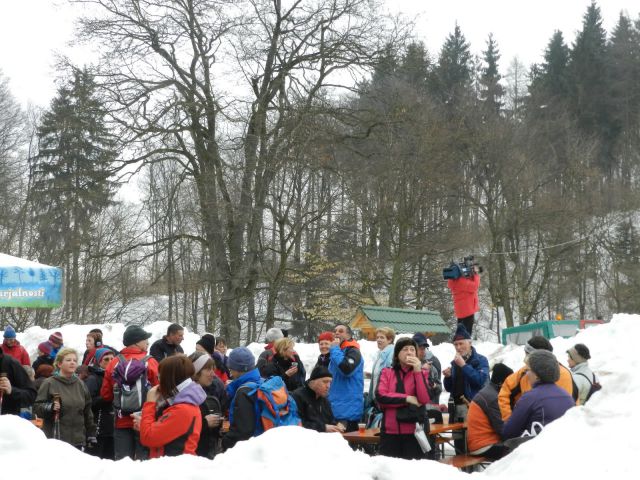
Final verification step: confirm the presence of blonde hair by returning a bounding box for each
[375,327,396,343]
[274,337,295,356]
[54,347,78,366]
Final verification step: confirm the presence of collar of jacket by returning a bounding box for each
[340,339,360,350]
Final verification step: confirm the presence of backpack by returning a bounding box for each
[243,376,301,435]
[112,354,151,415]
[576,372,602,403]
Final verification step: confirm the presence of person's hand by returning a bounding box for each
[0,376,12,395]
[421,361,431,372]
[285,366,299,377]
[406,395,421,407]
[326,424,344,433]
[330,337,341,348]
[453,354,466,367]
[131,413,141,431]
[146,385,160,403]
[205,414,222,428]
[52,399,61,412]
[406,356,422,372]
[443,367,452,378]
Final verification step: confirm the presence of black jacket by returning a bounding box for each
[196,377,228,459]
[0,352,37,415]
[221,385,256,451]
[149,337,184,364]
[84,367,115,437]
[291,384,335,433]
[259,353,306,392]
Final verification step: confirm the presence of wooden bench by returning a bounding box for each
[439,454,490,472]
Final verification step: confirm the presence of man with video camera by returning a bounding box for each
[444,256,481,335]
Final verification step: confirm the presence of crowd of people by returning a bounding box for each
[0,318,598,463]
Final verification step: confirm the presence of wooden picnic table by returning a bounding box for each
[342,422,466,446]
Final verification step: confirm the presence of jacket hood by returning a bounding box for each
[172,380,207,406]
[52,374,79,385]
[2,338,22,347]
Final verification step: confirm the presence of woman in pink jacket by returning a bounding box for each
[376,337,431,459]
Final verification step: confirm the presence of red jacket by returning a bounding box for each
[376,366,430,435]
[1,340,31,366]
[100,346,159,429]
[447,275,480,318]
[140,401,202,458]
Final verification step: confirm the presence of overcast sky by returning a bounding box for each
[0,0,638,107]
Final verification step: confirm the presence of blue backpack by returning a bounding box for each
[244,376,301,435]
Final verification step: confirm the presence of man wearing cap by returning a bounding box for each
[498,336,577,421]
[256,327,284,371]
[412,332,442,404]
[567,343,597,405]
[466,363,514,459]
[222,347,262,450]
[1,326,30,366]
[502,350,574,444]
[149,323,185,364]
[85,348,116,459]
[328,324,364,432]
[100,324,159,460]
[292,366,343,433]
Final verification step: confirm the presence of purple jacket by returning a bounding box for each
[502,382,574,439]
[376,366,430,434]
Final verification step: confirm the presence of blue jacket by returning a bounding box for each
[502,382,574,439]
[328,342,364,421]
[443,346,489,402]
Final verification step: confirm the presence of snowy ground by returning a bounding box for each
[2,314,639,479]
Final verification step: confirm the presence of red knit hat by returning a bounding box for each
[318,331,334,342]
[38,341,52,356]
[48,331,63,347]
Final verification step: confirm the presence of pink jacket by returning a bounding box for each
[376,366,430,434]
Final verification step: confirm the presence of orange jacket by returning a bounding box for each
[498,364,575,420]
[466,400,501,453]
[140,401,202,458]
[99,346,159,429]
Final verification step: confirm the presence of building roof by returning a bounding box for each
[352,305,449,334]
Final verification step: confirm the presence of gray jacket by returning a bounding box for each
[571,361,595,405]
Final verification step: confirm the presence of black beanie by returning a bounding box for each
[526,336,553,353]
[491,363,514,386]
[392,337,418,367]
[308,365,332,382]
[196,334,216,355]
[123,325,152,347]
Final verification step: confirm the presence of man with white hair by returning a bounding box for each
[256,328,284,370]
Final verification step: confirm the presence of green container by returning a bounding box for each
[501,320,580,346]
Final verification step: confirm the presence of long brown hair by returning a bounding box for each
[158,354,195,398]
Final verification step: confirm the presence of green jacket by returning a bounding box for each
[35,375,96,446]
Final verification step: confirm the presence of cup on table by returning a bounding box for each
[442,413,450,424]
[358,423,366,435]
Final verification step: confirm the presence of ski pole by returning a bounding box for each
[0,373,7,415]
[52,393,61,440]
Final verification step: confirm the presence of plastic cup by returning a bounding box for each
[358,423,366,435]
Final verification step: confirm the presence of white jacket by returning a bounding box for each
[571,361,596,405]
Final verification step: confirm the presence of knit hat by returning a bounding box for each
[95,347,113,364]
[392,337,419,367]
[308,365,332,382]
[227,347,255,373]
[196,334,216,355]
[265,328,284,343]
[567,343,591,364]
[3,325,16,339]
[412,332,430,347]
[527,349,559,383]
[524,336,553,354]
[48,331,63,347]
[491,363,514,386]
[35,364,54,379]
[122,324,152,347]
[37,342,52,356]
[452,324,471,342]
[318,331,334,343]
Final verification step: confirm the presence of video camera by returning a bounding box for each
[443,255,483,280]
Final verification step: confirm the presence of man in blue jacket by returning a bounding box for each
[327,324,364,432]
[443,324,489,451]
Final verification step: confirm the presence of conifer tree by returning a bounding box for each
[30,68,117,323]
[479,34,505,115]
[430,24,473,107]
